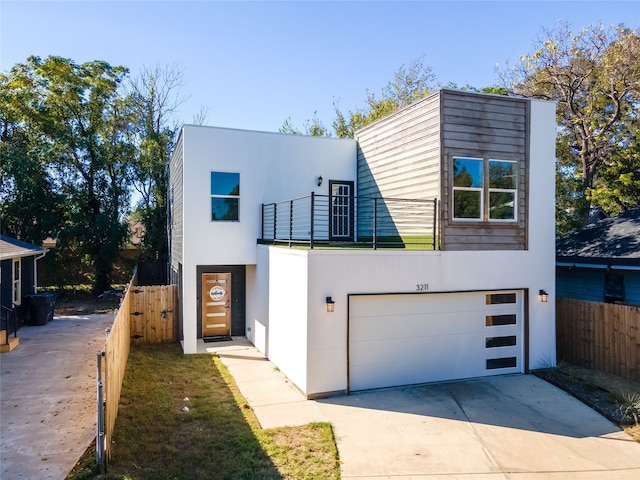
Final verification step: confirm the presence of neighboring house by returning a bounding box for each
[0,235,49,325]
[556,207,640,305]
[169,89,557,397]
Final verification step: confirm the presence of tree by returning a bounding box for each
[283,57,436,139]
[129,64,185,265]
[0,76,65,243]
[279,111,329,137]
[1,56,134,293]
[505,22,640,229]
[333,57,435,138]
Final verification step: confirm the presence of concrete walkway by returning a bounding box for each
[0,314,114,480]
[203,339,640,480]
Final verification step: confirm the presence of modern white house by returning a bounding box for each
[169,89,557,398]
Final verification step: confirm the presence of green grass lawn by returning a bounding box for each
[69,344,340,480]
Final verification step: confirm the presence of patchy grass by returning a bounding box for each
[67,343,340,479]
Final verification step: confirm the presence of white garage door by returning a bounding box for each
[349,290,524,391]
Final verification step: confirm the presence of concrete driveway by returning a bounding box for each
[208,341,640,480]
[315,375,640,479]
[0,314,114,480]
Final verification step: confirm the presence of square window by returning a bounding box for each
[489,191,515,220]
[453,190,482,219]
[211,197,239,221]
[489,161,517,189]
[453,158,483,188]
[452,157,518,222]
[211,172,240,196]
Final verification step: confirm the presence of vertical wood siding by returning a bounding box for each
[440,90,528,250]
[556,297,640,381]
[129,285,179,344]
[169,131,184,266]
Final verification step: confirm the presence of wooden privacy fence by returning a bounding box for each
[129,285,178,344]
[556,297,640,381]
[99,279,178,465]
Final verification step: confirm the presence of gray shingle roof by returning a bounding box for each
[0,235,48,261]
[556,207,640,267]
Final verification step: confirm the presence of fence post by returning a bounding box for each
[373,198,378,250]
[433,198,438,250]
[310,192,315,250]
[96,351,106,473]
[261,204,264,241]
[289,200,293,247]
[273,203,277,241]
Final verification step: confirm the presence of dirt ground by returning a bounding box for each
[54,290,122,316]
[534,364,640,442]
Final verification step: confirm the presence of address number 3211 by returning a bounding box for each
[416,284,429,292]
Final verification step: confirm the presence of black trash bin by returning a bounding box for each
[29,293,56,326]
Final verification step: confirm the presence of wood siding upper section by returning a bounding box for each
[355,92,441,201]
[440,90,528,251]
[169,131,184,266]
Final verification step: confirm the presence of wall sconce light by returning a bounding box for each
[326,296,335,312]
[317,175,323,187]
[539,290,549,303]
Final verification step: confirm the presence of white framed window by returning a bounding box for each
[12,259,21,306]
[452,157,484,220]
[210,172,240,221]
[488,159,517,221]
[452,157,517,222]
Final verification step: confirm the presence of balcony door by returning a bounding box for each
[329,180,354,241]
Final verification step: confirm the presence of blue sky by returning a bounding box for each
[1,1,638,133]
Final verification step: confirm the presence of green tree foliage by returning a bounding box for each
[333,57,435,138]
[0,56,134,293]
[282,57,436,139]
[505,22,640,231]
[0,84,65,243]
[279,111,329,137]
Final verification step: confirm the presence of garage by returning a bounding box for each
[348,290,525,391]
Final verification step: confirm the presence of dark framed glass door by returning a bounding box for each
[329,180,354,241]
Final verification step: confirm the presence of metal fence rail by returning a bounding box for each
[261,193,439,250]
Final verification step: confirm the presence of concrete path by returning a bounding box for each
[203,340,640,480]
[0,314,114,480]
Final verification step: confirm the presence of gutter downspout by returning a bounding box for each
[33,250,49,293]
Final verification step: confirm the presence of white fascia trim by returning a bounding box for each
[557,262,640,271]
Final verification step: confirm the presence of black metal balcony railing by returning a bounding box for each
[260,193,439,250]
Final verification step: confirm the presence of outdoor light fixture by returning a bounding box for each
[539,290,549,303]
[317,175,323,187]
[326,296,335,312]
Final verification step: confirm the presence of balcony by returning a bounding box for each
[260,193,439,250]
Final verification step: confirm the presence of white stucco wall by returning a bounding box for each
[178,125,356,353]
[265,97,557,397]
[265,248,309,391]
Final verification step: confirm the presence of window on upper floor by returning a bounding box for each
[211,172,240,221]
[453,157,517,222]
